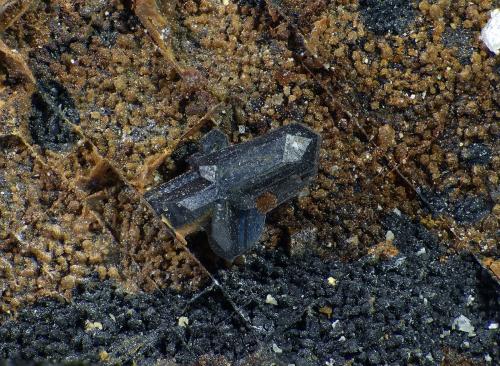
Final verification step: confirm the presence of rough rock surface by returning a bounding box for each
[0,0,498,364]
[1,215,498,365]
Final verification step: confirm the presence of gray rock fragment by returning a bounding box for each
[452,315,476,337]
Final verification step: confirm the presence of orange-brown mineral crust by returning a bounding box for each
[1,0,498,316]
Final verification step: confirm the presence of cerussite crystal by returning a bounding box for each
[145,123,321,261]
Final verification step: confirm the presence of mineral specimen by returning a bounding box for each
[480,9,500,55]
[145,123,320,261]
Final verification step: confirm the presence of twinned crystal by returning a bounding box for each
[145,123,320,260]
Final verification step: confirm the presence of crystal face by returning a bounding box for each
[283,133,312,163]
[145,123,321,261]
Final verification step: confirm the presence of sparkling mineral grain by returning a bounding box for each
[480,9,500,55]
[452,315,476,337]
[145,123,320,261]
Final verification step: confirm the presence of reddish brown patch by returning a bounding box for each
[255,192,278,214]
[483,257,500,281]
[368,242,399,260]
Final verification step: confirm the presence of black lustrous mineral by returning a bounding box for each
[145,123,321,261]
[359,0,415,35]
[28,80,79,151]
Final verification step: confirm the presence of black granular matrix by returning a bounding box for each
[0,214,498,365]
[358,0,416,35]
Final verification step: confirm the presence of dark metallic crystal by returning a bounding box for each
[145,123,321,261]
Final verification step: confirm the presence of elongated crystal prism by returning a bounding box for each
[145,123,321,261]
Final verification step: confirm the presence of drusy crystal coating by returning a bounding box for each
[145,123,321,261]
